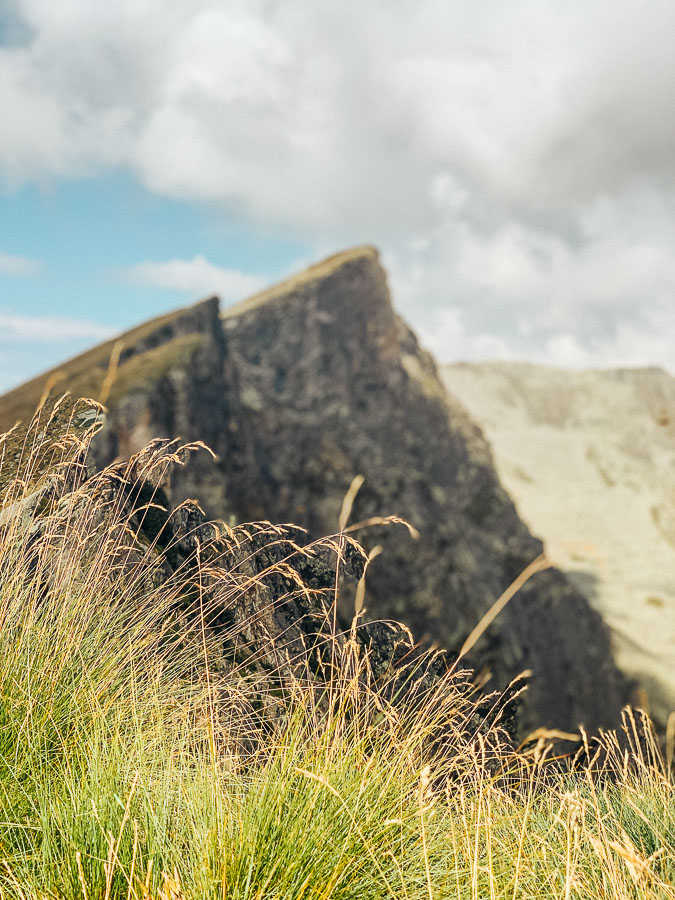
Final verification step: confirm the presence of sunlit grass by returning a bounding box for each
[0,398,672,899]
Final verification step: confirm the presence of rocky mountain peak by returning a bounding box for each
[0,249,629,734]
[222,244,401,376]
[224,245,383,318]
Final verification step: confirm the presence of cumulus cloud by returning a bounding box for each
[1,0,674,370]
[0,251,42,276]
[419,305,675,372]
[0,313,115,341]
[122,255,266,302]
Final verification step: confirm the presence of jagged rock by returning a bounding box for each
[0,247,628,733]
[1,404,521,763]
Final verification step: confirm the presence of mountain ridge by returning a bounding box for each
[0,248,628,733]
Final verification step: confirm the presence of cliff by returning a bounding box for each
[0,247,628,733]
[442,360,675,728]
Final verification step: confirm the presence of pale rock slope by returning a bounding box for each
[442,362,675,727]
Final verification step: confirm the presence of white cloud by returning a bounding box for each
[0,313,115,342]
[417,305,675,374]
[419,307,513,364]
[1,0,675,370]
[0,251,42,276]
[122,255,266,302]
[542,311,675,371]
[10,0,675,222]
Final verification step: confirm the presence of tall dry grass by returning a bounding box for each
[0,397,671,899]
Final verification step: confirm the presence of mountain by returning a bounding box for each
[442,361,675,729]
[0,247,627,734]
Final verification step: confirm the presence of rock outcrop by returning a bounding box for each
[0,247,628,733]
[442,361,675,728]
[1,396,523,759]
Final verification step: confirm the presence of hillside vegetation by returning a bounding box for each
[0,398,672,899]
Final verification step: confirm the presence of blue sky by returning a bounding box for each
[1,0,674,395]
[0,173,309,390]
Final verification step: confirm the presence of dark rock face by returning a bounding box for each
[1,403,521,761]
[0,247,628,733]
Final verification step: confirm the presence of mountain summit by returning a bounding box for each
[0,247,627,733]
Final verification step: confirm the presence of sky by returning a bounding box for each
[0,0,673,394]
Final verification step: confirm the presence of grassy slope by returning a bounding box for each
[0,244,379,433]
[0,405,673,899]
[0,301,213,433]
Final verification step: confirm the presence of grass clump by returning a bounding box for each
[0,398,672,899]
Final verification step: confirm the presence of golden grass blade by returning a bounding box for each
[666,710,675,776]
[354,544,382,617]
[457,553,552,661]
[98,340,124,407]
[338,474,365,532]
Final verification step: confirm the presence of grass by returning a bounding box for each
[0,299,217,434]
[102,333,207,405]
[0,398,672,899]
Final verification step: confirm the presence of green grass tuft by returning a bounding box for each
[0,400,672,899]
